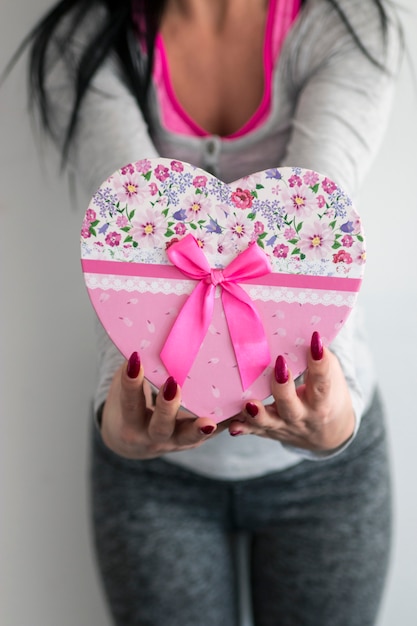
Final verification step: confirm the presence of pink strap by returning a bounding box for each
[160,235,272,389]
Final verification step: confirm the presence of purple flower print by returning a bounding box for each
[135,159,152,173]
[340,221,354,233]
[333,249,353,264]
[105,231,121,247]
[265,168,282,180]
[174,223,187,236]
[193,175,208,188]
[170,160,184,172]
[154,164,170,182]
[98,223,110,235]
[322,177,338,194]
[273,243,289,258]
[205,217,222,234]
[303,170,319,186]
[341,234,354,248]
[173,208,187,221]
[299,221,334,260]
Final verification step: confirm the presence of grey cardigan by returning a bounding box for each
[46,0,401,478]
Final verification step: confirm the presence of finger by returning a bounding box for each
[148,376,182,441]
[303,332,332,410]
[271,355,303,422]
[120,351,148,427]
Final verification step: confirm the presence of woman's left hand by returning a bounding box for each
[228,331,355,453]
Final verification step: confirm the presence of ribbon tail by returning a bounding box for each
[160,281,215,387]
[222,285,271,390]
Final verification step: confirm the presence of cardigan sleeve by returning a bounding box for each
[277,0,402,458]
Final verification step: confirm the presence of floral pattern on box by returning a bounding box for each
[81,159,366,421]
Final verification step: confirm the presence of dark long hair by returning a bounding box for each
[8,0,397,165]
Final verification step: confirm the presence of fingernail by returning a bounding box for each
[127,351,141,378]
[230,430,243,437]
[200,425,215,435]
[245,402,258,418]
[163,376,177,401]
[311,331,323,361]
[274,355,288,384]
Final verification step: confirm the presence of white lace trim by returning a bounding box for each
[84,274,357,306]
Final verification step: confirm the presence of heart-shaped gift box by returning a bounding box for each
[81,158,365,421]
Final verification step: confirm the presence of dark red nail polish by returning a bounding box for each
[311,331,324,361]
[275,355,288,384]
[127,352,141,378]
[200,425,215,435]
[246,402,258,418]
[163,376,177,401]
[230,430,243,437]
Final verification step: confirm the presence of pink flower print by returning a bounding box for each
[231,187,253,210]
[241,172,262,188]
[105,231,121,247]
[174,222,187,236]
[149,183,158,196]
[130,208,166,248]
[114,171,148,207]
[81,223,91,239]
[193,175,208,188]
[216,233,233,255]
[86,208,97,222]
[322,177,338,194]
[303,170,319,186]
[333,249,353,264]
[194,233,215,255]
[316,195,326,209]
[116,214,129,228]
[299,221,334,260]
[166,237,180,250]
[281,185,316,218]
[288,174,302,188]
[154,164,170,182]
[284,227,296,240]
[121,163,135,175]
[351,242,366,265]
[184,194,211,217]
[225,213,253,241]
[254,221,264,235]
[135,159,152,173]
[170,160,184,172]
[273,243,289,258]
[341,234,354,248]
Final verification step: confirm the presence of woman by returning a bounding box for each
[23,0,402,624]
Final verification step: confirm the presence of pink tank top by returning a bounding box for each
[135,0,301,138]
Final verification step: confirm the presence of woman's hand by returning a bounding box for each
[228,332,355,453]
[100,351,221,459]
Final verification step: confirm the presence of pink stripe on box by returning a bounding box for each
[81,259,361,293]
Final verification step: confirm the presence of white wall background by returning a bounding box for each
[1,2,416,625]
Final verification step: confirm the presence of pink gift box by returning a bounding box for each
[81,158,365,421]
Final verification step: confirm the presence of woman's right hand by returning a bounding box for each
[100,351,221,459]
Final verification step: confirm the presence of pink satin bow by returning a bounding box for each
[160,234,272,390]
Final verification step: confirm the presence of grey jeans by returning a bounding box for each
[90,391,392,626]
